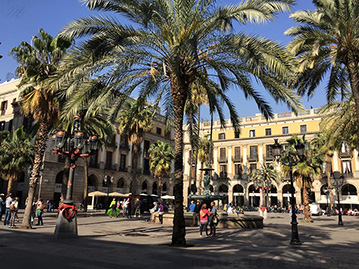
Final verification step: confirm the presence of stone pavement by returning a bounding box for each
[0,211,358,269]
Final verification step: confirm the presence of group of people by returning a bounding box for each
[0,194,19,227]
[107,197,142,218]
[148,201,166,224]
[189,200,218,237]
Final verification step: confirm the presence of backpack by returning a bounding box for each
[39,204,45,211]
[9,204,15,211]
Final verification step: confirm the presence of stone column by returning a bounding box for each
[100,145,106,169]
[243,145,247,174]
[228,147,232,178]
[139,141,144,173]
[333,151,339,171]
[127,144,132,171]
[277,190,283,206]
[114,134,120,171]
[213,147,218,173]
[354,149,359,177]
[258,144,263,165]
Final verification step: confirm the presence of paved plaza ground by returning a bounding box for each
[0,211,358,269]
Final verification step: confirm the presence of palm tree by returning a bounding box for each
[250,163,279,207]
[10,29,72,229]
[286,0,359,126]
[58,0,301,246]
[197,135,212,194]
[118,99,155,194]
[0,127,34,194]
[148,140,174,196]
[283,135,324,222]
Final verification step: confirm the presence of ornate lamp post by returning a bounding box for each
[52,115,98,238]
[331,171,345,226]
[104,175,114,212]
[324,186,333,216]
[272,138,304,245]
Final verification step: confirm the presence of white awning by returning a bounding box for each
[88,191,107,197]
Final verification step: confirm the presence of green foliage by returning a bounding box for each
[0,127,34,185]
[197,135,212,165]
[250,162,279,185]
[148,140,174,178]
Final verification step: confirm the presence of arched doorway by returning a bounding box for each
[141,181,148,194]
[152,182,158,195]
[188,184,197,196]
[282,184,295,208]
[54,171,65,208]
[218,184,228,204]
[341,184,358,209]
[162,183,167,195]
[248,184,260,207]
[88,174,97,192]
[268,185,278,206]
[117,177,125,192]
[233,184,244,206]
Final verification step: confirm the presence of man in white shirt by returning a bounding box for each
[4,194,13,226]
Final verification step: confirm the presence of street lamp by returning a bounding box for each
[52,114,98,238]
[104,175,114,212]
[272,138,304,245]
[324,186,333,216]
[331,171,345,226]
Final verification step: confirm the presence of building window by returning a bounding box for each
[1,101,7,116]
[120,154,126,171]
[249,163,257,174]
[249,130,255,138]
[156,127,162,135]
[105,151,113,169]
[249,145,258,159]
[165,130,171,138]
[266,145,273,158]
[143,159,150,174]
[219,148,226,159]
[235,164,242,175]
[341,143,349,153]
[342,160,352,174]
[218,133,225,140]
[234,147,241,159]
[144,140,150,156]
[89,153,98,168]
[265,128,271,136]
[300,124,307,134]
[282,126,289,134]
[234,131,240,138]
[220,165,227,178]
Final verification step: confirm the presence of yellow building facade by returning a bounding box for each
[183,109,359,209]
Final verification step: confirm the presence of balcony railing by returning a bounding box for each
[339,151,353,158]
[219,171,228,179]
[232,156,242,162]
[217,157,228,163]
[248,155,258,162]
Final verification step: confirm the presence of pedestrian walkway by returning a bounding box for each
[0,211,358,269]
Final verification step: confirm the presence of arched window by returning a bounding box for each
[269,185,277,193]
[218,184,228,193]
[248,184,260,193]
[342,184,357,195]
[117,177,125,188]
[162,183,167,192]
[233,184,244,193]
[142,181,148,191]
[282,184,295,193]
[88,174,97,188]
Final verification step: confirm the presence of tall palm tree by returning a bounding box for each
[58,0,301,246]
[286,0,359,126]
[118,98,155,194]
[250,163,279,207]
[10,29,72,229]
[0,127,34,194]
[283,135,324,222]
[197,135,212,194]
[148,140,174,196]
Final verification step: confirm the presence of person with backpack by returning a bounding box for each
[36,198,45,226]
[209,201,218,237]
[9,197,19,228]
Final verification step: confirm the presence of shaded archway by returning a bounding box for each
[152,182,158,195]
[268,185,278,206]
[282,184,295,208]
[233,184,244,206]
[188,184,197,195]
[88,174,98,192]
[342,184,357,195]
[162,183,167,194]
[248,184,260,207]
[54,171,66,208]
[141,180,148,194]
[218,184,228,204]
[117,177,125,190]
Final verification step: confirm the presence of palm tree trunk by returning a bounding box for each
[347,57,359,126]
[193,105,201,193]
[21,121,50,229]
[198,162,204,195]
[157,176,162,197]
[303,187,312,222]
[83,157,89,212]
[209,110,214,167]
[6,175,14,195]
[170,78,187,246]
[326,159,333,214]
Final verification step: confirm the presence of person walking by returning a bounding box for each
[9,197,19,228]
[3,194,13,226]
[121,198,127,217]
[107,198,117,218]
[199,204,210,237]
[127,197,132,218]
[36,199,45,226]
[116,200,121,217]
[209,201,218,237]
[0,195,5,222]
[134,198,141,217]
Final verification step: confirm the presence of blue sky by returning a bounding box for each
[0,0,325,120]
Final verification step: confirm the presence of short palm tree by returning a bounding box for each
[250,163,279,207]
[10,28,72,228]
[148,140,174,196]
[286,0,359,125]
[283,135,324,222]
[118,99,155,193]
[0,127,34,195]
[59,0,301,246]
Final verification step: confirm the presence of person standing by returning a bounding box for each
[209,201,218,237]
[3,194,13,226]
[193,201,201,227]
[199,204,210,237]
[9,197,19,228]
[189,200,195,212]
[0,195,5,222]
[134,198,141,217]
[126,197,132,218]
[108,198,117,218]
[47,200,53,212]
[36,199,45,226]
[116,200,121,217]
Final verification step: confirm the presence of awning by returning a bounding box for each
[340,196,359,205]
[88,191,107,197]
[108,192,132,197]
[161,195,174,200]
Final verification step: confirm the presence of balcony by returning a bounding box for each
[232,156,242,162]
[248,155,258,162]
[339,151,353,158]
[119,166,127,172]
[219,171,228,179]
[217,157,228,163]
[187,158,196,165]
[265,155,274,161]
[234,174,242,180]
